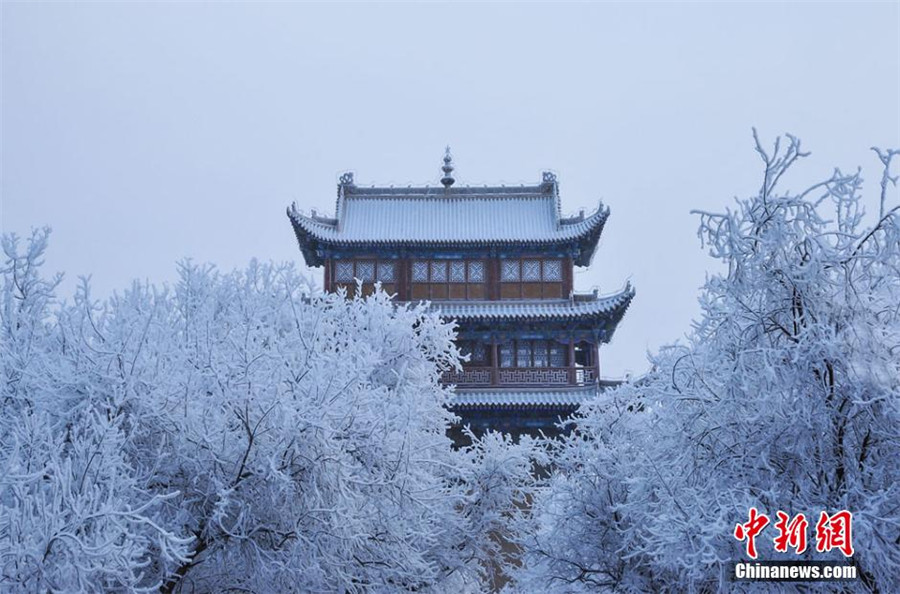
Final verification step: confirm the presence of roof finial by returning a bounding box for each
[440,146,455,188]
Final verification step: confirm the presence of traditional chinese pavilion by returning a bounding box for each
[287,150,634,435]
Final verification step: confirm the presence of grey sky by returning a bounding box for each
[3,2,899,376]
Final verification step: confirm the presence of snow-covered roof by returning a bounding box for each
[429,285,634,323]
[287,172,608,266]
[449,385,603,408]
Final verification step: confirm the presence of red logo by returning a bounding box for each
[815,510,854,557]
[734,509,853,558]
[734,507,770,559]
[773,511,808,554]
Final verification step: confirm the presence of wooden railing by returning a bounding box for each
[441,366,599,387]
[575,367,597,385]
[442,368,492,386]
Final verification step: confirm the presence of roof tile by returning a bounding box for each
[288,183,608,246]
[449,385,604,408]
[428,286,634,322]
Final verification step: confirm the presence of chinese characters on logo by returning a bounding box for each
[734,509,854,559]
[773,511,808,554]
[815,510,854,557]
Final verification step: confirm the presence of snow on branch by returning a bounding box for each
[511,131,900,593]
[1,238,531,592]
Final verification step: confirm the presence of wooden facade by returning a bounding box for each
[326,256,574,302]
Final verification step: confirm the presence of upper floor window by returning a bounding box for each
[333,260,396,298]
[411,259,485,300]
[414,260,483,283]
[498,339,567,368]
[377,261,395,282]
[501,260,520,282]
[499,258,565,299]
[459,340,488,365]
[335,261,354,282]
[412,261,429,282]
[449,261,466,283]
[356,261,375,282]
[500,259,563,283]
[335,260,395,283]
[543,259,562,281]
[467,261,485,282]
[430,261,448,283]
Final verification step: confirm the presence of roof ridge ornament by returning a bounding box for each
[440,146,455,188]
[336,172,354,200]
[542,171,559,195]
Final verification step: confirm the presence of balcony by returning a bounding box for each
[441,366,599,388]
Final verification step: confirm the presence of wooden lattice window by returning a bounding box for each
[333,260,395,297]
[335,260,393,283]
[532,340,549,367]
[356,261,375,282]
[430,261,448,282]
[516,343,531,368]
[412,261,429,282]
[500,259,564,282]
[501,260,521,282]
[411,259,485,300]
[499,258,565,299]
[499,342,515,368]
[377,261,395,282]
[449,261,467,283]
[543,259,562,281]
[522,259,542,281]
[497,340,569,368]
[459,340,488,364]
[467,261,484,282]
[335,261,354,282]
[549,342,566,367]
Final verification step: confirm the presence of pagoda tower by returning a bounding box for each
[287,150,634,435]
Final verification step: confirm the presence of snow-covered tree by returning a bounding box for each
[1,234,536,592]
[512,134,900,593]
[0,229,193,591]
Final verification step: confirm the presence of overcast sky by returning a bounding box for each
[3,2,899,376]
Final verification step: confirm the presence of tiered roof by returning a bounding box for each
[431,286,633,323]
[287,171,608,266]
[429,286,633,341]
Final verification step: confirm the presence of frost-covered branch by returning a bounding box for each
[1,237,529,592]
[511,132,900,593]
